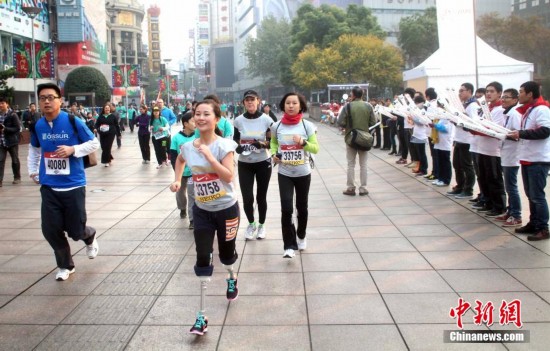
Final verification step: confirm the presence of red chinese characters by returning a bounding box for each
[449,298,471,329]
[450,298,523,329]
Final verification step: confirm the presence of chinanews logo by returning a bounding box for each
[42,132,70,142]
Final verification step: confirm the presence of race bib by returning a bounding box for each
[153,131,165,140]
[240,139,261,154]
[281,144,304,165]
[44,152,70,175]
[99,124,110,133]
[193,173,226,202]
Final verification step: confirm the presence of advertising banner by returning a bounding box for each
[158,77,166,92]
[12,39,54,78]
[169,75,178,92]
[0,0,50,42]
[112,64,141,88]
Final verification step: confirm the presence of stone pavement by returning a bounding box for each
[0,119,549,351]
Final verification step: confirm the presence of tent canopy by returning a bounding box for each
[403,37,533,92]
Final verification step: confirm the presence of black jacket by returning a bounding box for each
[1,110,21,147]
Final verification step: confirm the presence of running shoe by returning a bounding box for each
[297,237,307,251]
[245,223,257,240]
[226,278,238,301]
[455,192,473,199]
[56,268,75,281]
[188,220,194,230]
[503,217,522,227]
[485,210,506,218]
[256,225,266,239]
[283,249,295,258]
[189,314,208,335]
[494,213,511,222]
[86,239,99,259]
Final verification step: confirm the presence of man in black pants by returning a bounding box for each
[27,83,100,281]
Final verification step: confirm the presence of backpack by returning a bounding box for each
[30,114,98,168]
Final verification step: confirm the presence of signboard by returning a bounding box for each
[0,0,50,42]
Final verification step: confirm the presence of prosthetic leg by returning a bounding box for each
[190,255,213,336]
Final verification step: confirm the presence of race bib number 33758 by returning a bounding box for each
[193,173,227,203]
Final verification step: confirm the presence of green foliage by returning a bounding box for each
[289,4,384,60]
[243,16,292,87]
[398,7,438,68]
[0,67,16,102]
[292,35,403,91]
[64,66,111,105]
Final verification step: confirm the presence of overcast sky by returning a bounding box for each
[140,0,198,69]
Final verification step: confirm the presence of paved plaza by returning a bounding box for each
[0,118,549,350]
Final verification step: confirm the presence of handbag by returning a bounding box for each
[344,103,373,151]
[84,150,98,168]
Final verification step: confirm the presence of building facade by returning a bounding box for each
[108,0,146,68]
[1,0,55,106]
[512,0,550,27]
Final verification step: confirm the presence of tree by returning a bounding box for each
[292,35,403,92]
[64,67,110,105]
[398,7,438,68]
[0,67,16,102]
[289,4,384,60]
[477,14,550,86]
[243,16,292,87]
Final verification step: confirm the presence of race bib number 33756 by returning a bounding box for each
[281,144,304,166]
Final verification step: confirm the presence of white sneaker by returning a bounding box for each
[86,239,99,259]
[432,179,440,185]
[283,249,295,258]
[245,223,257,240]
[256,225,266,239]
[56,268,75,281]
[297,237,307,251]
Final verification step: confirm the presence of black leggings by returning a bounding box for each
[192,202,240,277]
[238,159,272,224]
[138,134,151,161]
[278,173,311,250]
[152,136,168,165]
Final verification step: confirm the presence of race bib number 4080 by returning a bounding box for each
[193,173,227,203]
[44,152,70,175]
[281,144,305,166]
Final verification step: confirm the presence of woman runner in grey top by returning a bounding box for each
[169,100,240,336]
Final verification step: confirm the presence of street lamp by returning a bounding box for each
[163,58,172,105]
[118,43,128,125]
[22,6,41,105]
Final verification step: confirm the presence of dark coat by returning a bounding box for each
[1,110,21,147]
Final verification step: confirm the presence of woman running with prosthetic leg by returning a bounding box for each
[170,100,240,335]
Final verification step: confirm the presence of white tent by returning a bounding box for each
[403,37,534,92]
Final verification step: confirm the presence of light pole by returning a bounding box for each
[118,43,128,125]
[163,58,172,106]
[22,6,41,105]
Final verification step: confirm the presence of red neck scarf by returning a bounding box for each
[489,100,502,111]
[516,96,550,116]
[281,113,302,125]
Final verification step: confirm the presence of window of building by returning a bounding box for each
[0,35,11,67]
[532,0,539,6]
